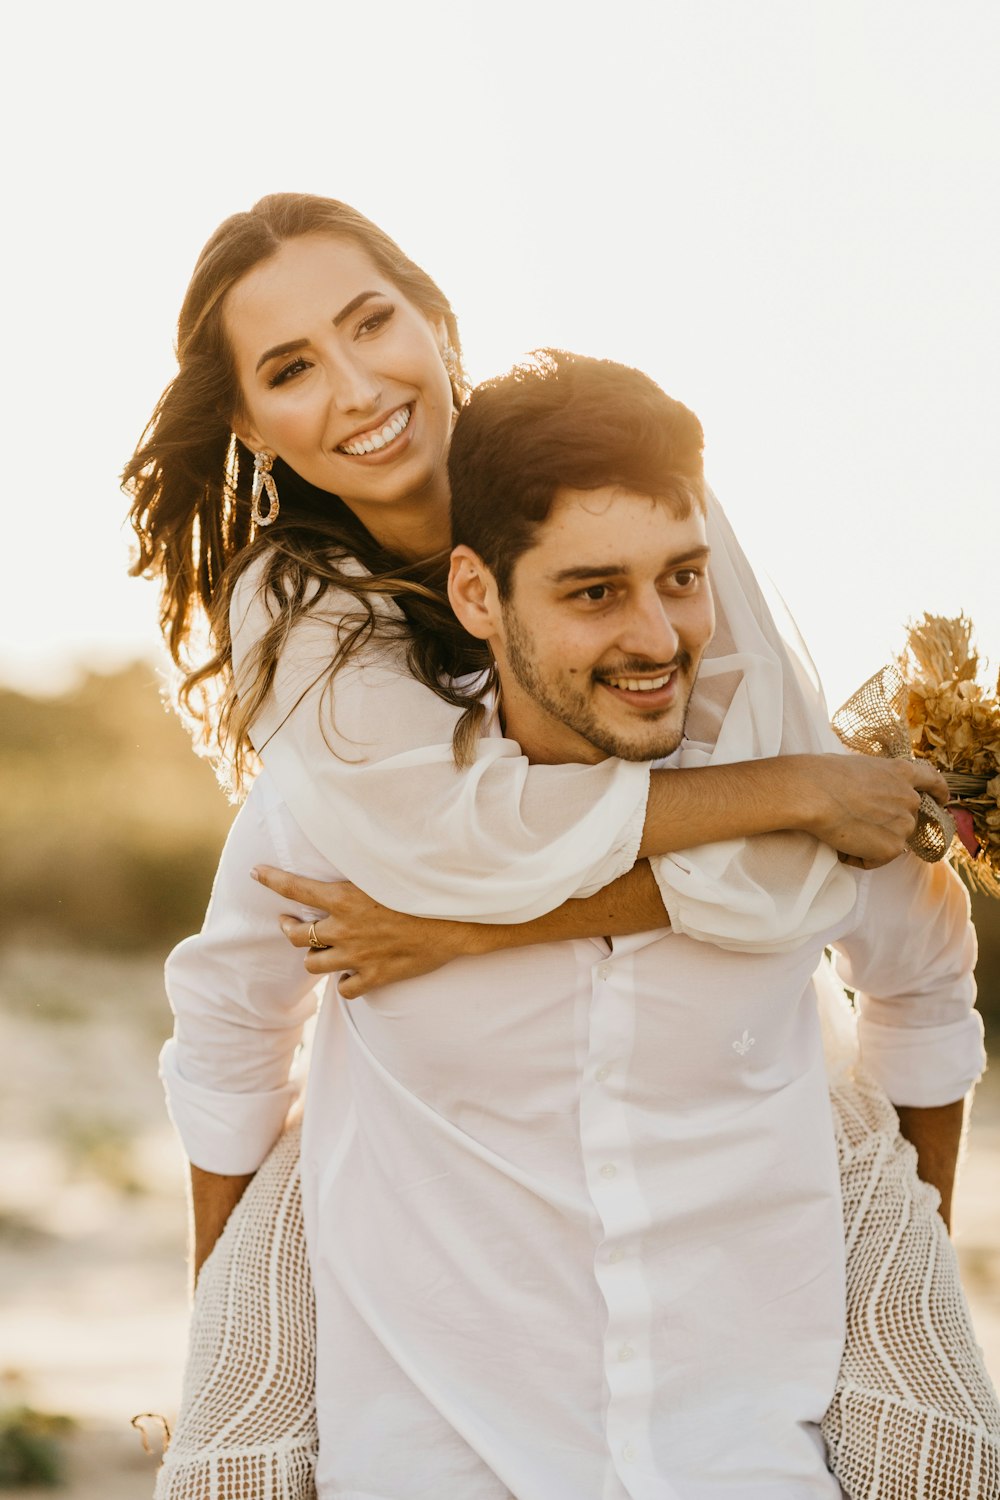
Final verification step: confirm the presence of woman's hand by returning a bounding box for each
[800,753,950,868]
[251,866,482,998]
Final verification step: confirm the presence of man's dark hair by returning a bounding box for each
[448,349,706,597]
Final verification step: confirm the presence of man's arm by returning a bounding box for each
[832,855,984,1228]
[163,782,334,1272]
[895,1097,967,1232]
[189,1165,256,1281]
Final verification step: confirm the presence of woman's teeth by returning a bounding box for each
[338,405,411,456]
[603,672,673,693]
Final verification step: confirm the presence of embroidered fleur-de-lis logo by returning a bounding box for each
[732,1030,755,1056]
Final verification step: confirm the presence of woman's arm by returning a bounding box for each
[253,861,653,997]
[638,754,948,865]
[233,562,948,929]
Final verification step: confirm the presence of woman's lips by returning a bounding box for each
[336,403,414,461]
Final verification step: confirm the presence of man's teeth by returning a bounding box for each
[339,405,411,456]
[603,672,673,693]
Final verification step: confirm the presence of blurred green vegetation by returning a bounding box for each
[0,663,998,1035]
[0,1405,74,1487]
[0,664,234,953]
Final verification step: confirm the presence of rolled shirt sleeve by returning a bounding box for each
[162,770,340,1175]
[831,854,985,1108]
[231,559,650,923]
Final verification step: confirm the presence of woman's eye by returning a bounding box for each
[268,356,309,388]
[357,303,395,336]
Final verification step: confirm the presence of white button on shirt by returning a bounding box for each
[163,771,984,1500]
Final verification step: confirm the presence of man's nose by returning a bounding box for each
[617,591,681,663]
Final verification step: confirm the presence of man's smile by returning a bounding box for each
[594,659,690,712]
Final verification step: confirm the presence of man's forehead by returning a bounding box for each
[526,485,708,574]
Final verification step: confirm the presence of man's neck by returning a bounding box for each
[499,678,606,767]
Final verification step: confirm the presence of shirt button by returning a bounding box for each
[618,1344,635,1362]
[608,1246,624,1264]
[600,1163,617,1180]
[622,1441,636,1463]
[595,1064,610,1083]
[596,963,612,981]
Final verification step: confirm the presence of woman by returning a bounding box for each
[126,195,997,1498]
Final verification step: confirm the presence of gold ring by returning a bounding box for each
[307,922,329,951]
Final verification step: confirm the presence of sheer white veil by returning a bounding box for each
[649,489,860,953]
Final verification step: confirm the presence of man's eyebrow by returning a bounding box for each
[255,292,385,373]
[547,545,711,584]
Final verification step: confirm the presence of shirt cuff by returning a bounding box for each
[571,788,648,900]
[160,1038,301,1175]
[857,1011,987,1108]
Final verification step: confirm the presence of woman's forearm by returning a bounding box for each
[258,752,953,991]
[638,754,950,865]
[463,862,667,954]
[262,862,668,996]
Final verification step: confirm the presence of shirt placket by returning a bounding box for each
[579,948,673,1500]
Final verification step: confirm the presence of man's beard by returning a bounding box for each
[503,609,695,762]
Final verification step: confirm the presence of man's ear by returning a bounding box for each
[448,546,502,641]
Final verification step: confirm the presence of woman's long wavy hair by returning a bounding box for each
[123,193,488,791]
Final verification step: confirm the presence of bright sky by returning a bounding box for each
[5,0,997,710]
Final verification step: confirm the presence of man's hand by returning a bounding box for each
[252,866,480,998]
[799,754,949,869]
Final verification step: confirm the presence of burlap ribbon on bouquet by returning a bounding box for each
[832,665,956,862]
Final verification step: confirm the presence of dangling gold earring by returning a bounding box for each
[441,342,469,403]
[251,451,279,526]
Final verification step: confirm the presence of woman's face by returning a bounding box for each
[224,233,455,541]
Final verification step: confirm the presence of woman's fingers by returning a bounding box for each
[252,864,345,908]
[337,971,367,1000]
[280,917,327,949]
[909,761,950,807]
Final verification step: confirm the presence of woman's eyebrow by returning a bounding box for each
[255,292,388,373]
[256,338,308,374]
[332,290,385,326]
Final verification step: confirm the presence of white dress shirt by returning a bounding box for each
[163,770,983,1500]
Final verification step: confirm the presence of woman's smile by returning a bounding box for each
[336,401,414,459]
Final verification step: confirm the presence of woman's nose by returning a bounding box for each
[330,349,382,415]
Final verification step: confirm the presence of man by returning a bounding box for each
[164,353,986,1497]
